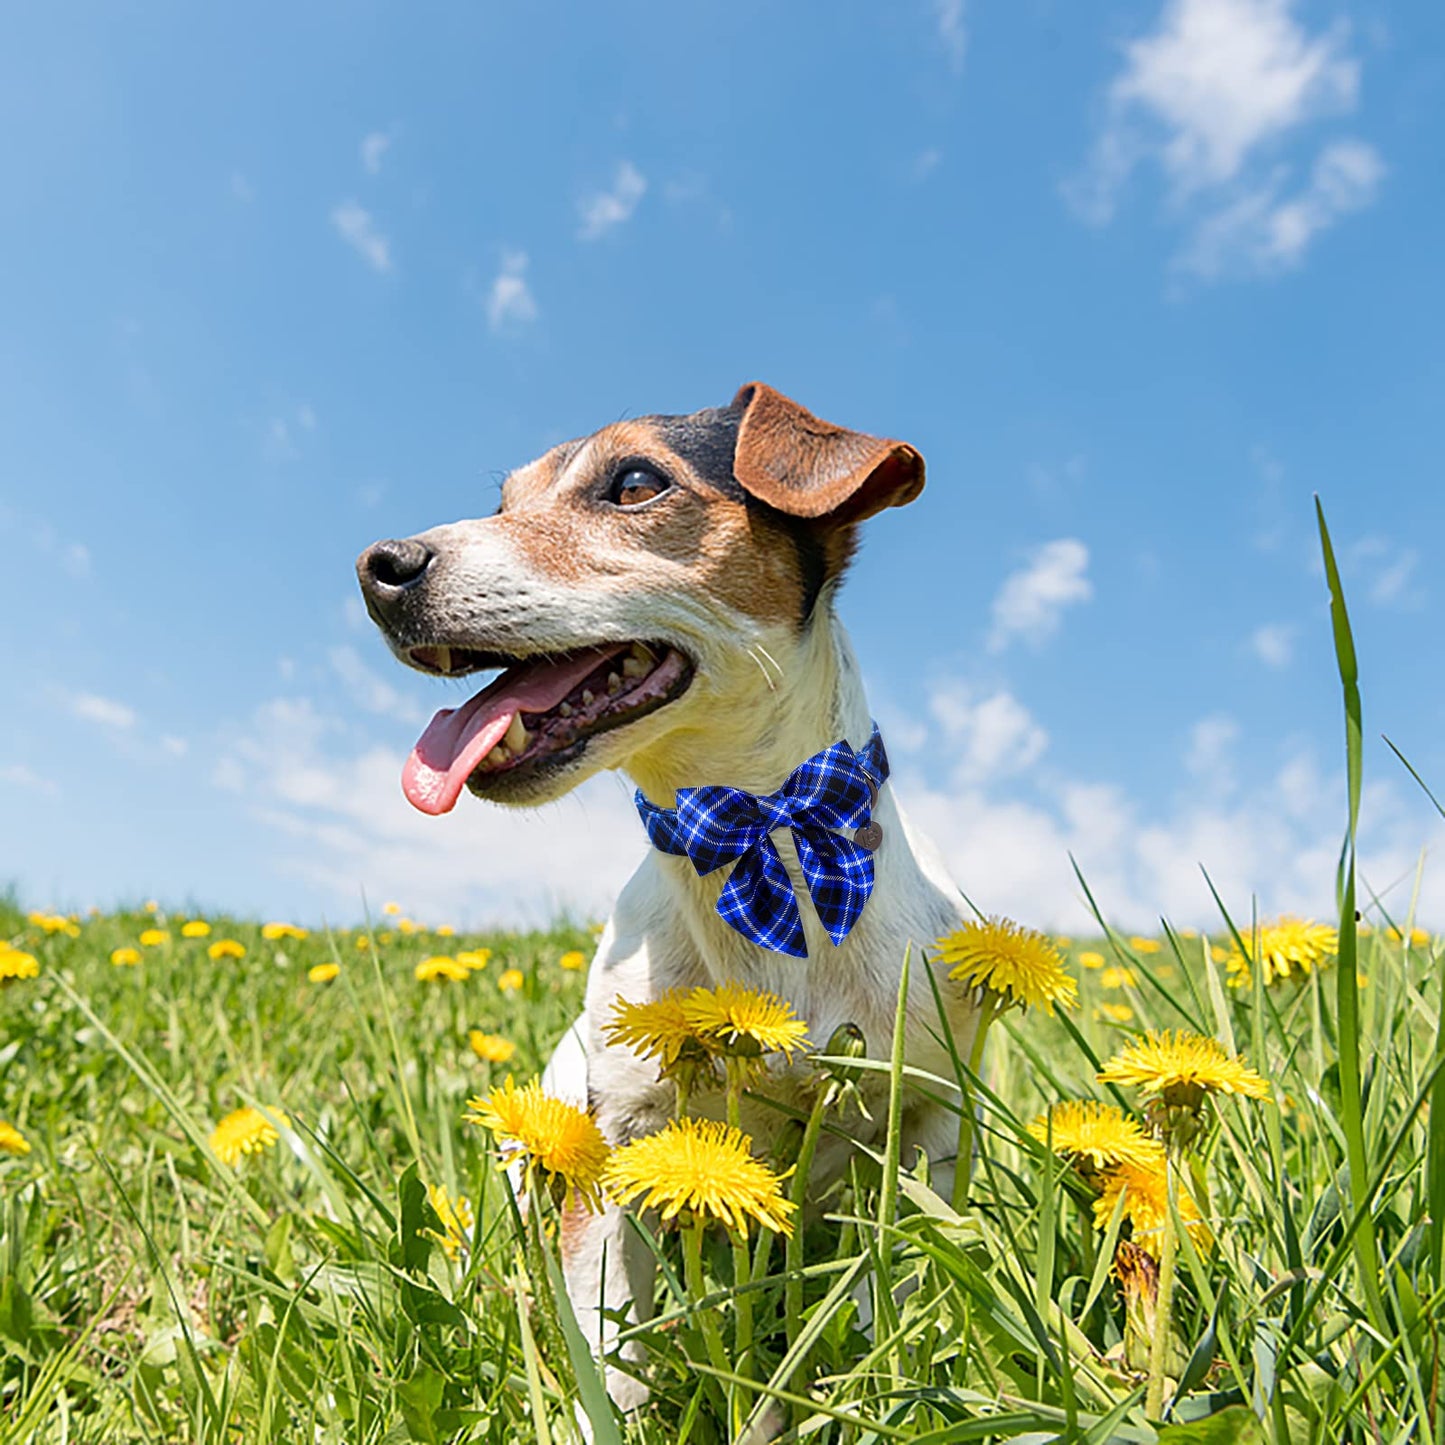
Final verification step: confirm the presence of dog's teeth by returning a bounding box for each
[622,656,648,679]
[504,714,529,754]
[630,642,656,664]
[435,645,452,674]
[607,672,622,695]
[486,745,509,768]
[558,702,573,718]
[581,689,594,706]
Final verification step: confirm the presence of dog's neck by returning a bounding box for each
[624,608,871,808]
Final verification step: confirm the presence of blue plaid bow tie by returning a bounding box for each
[635,725,890,958]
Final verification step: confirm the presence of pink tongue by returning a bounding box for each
[402,647,627,815]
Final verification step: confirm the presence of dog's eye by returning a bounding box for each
[608,467,670,508]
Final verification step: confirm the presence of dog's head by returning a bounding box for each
[357,383,924,813]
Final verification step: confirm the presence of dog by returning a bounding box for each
[357,382,983,1407]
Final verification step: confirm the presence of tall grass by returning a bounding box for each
[3,517,1444,1443]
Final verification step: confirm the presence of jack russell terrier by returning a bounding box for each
[357,382,983,1405]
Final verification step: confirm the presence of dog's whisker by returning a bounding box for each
[746,646,779,693]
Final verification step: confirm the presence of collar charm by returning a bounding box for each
[635,725,890,958]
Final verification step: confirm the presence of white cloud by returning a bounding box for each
[987,539,1093,652]
[1185,713,1240,785]
[161,735,189,758]
[1348,536,1424,610]
[214,696,646,926]
[331,201,392,272]
[578,162,647,241]
[485,251,538,332]
[1069,0,1377,278]
[230,172,255,203]
[932,0,967,72]
[928,683,1049,785]
[70,693,136,729]
[264,404,318,462]
[1250,622,1296,668]
[328,645,426,725]
[1176,138,1384,278]
[1,763,58,796]
[360,131,391,175]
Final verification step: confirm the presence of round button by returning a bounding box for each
[854,821,883,851]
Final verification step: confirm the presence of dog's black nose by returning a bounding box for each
[358,538,434,595]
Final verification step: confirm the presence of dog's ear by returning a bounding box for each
[730,383,925,526]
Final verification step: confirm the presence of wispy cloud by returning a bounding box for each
[331,201,392,272]
[578,162,647,241]
[70,693,137,729]
[1185,713,1240,787]
[263,403,317,462]
[484,251,538,332]
[987,539,1093,652]
[1249,622,1296,668]
[1,763,59,796]
[1068,0,1377,278]
[328,646,425,725]
[932,0,967,73]
[1350,536,1423,610]
[928,682,1048,785]
[230,171,255,203]
[360,130,391,175]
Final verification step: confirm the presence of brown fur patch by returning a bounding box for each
[558,1198,595,1268]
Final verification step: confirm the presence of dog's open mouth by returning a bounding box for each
[401,642,693,815]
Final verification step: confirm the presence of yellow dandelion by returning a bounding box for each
[138,928,169,947]
[603,1116,796,1238]
[0,947,40,982]
[110,946,142,967]
[0,1121,31,1156]
[262,922,308,941]
[355,934,372,950]
[29,912,80,937]
[425,1183,474,1259]
[208,939,246,961]
[468,1030,517,1064]
[1055,935,1074,948]
[382,901,402,916]
[935,917,1078,1014]
[1129,936,1162,955]
[1226,916,1338,989]
[681,984,810,1059]
[309,962,341,983]
[559,949,587,971]
[415,955,470,983]
[1079,950,1106,969]
[1210,945,1228,963]
[209,1106,289,1166]
[497,967,525,993]
[180,920,211,939]
[1100,965,1138,990]
[604,991,712,1070]
[1095,1002,1135,1024]
[1098,1030,1270,1108]
[435,924,456,938]
[1094,1159,1210,1249]
[456,948,491,971]
[144,900,159,912]
[1028,1101,1164,1173]
[465,1075,609,1209]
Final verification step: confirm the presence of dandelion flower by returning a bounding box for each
[465,1075,609,1209]
[603,1117,796,1238]
[559,949,587,971]
[1098,1030,1269,1108]
[1055,935,1073,948]
[29,912,79,937]
[181,920,212,939]
[681,984,810,1059]
[605,992,698,1066]
[1079,950,1106,969]
[1226,916,1337,989]
[435,924,456,938]
[398,918,420,935]
[208,939,246,961]
[308,962,340,983]
[210,1106,289,1166]
[1100,966,1138,990]
[455,948,491,971]
[110,946,142,967]
[144,900,159,912]
[1129,936,1162,955]
[497,968,525,993]
[0,948,40,982]
[261,922,308,942]
[1094,1158,1210,1249]
[935,917,1078,1014]
[1095,1002,1135,1024]
[416,955,470,983]
[355,934,372,950]
[0,1121,31,1156]
[468,1030,517,1064]
[382,901,402,916]
[1028,1101,1164,1175]
[426,1183,474,1259]
[138,928,169,948]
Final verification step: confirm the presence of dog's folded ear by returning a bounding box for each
[731,383,925,526]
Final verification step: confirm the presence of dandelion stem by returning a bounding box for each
[786,1086,831,1395]
[951,999,997,1212]
[723,1060,754,1424]
[1145,1154,1180,1419]
[682,1220,732,1414]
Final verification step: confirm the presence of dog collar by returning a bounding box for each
[634,725,890,958]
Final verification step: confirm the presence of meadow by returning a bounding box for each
[4,521,1445,1445]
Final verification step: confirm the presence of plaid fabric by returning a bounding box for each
[635,724,890,958]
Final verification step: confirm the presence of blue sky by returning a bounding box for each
[3,0,1442,932]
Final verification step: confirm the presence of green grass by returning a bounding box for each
[4,518,1444,1444]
